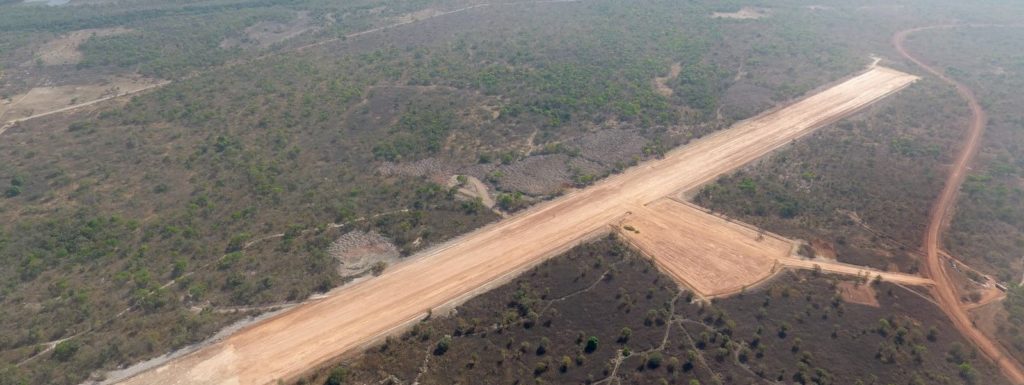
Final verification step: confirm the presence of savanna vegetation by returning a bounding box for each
[301,236,1008,385]
[695,78,967,272]
[2,0,1024,383]
[900,25,1024,362]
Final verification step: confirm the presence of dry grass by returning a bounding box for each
[0,75,161,123]
[28,27,131,66]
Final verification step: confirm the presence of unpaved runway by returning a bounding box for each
[115,67,917,385]
[894,26,1024,384]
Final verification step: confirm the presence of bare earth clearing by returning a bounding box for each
[27,27,131,66]
[711,7,770,20]
[0,76,166,127]
[111,66,917,385]
[618,199,790,297]
[619,199,933,298]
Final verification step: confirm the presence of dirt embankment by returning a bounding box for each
[894,25,1024,384]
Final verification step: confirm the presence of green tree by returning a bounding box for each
[585,336,599,353]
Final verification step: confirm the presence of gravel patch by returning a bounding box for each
[568,129,648,166]
[495,154,572,196]
[377,157,454,183]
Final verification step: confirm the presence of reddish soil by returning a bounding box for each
[894,25,1024,384]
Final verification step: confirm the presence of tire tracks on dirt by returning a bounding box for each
[894,25,1024,384]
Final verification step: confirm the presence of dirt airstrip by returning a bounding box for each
[113,67,918,385]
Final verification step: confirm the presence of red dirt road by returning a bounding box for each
[894,26,1024,384]
[114,67,916,385]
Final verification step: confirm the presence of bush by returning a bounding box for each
[52,340,79,362]
[68,121,97,132]
[325,367,348,385]
[371,261,387,276]
[4,185,20,198]
[618,327,632,343]
[647,351,663,369]
[585,336,599,353]
[434,335,452,355]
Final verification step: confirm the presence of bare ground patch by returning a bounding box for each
[810,238,839,260]
[567,128,649,167]
[619,199,792,298]
[837,281,880,307]
[447,175,496,209]
[328,231,401,277]
[220,12,316,50]
[377,158,454,184]
[391,8,446,25]
[27,27,131,66]
[494,154,573,196]
[711,7,771,20]
[0,75,162,123]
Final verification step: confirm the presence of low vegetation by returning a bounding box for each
[301,236,1008,385]
[695,78,967,272]
[2,0,1024,382]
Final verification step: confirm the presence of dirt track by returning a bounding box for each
[114,67,917,385]
[895,26,1024,384]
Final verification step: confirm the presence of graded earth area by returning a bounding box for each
[114,67,918,385]
[617,199,792,297]
[618,198,933,298]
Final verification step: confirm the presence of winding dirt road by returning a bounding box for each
[112,67,917,385]
[894,26,1024,384]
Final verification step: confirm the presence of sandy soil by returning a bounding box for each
[837,281,880,307]
[895,26,1024,384]
[778,256,933,286]
[618,198,931,297]
[0,76,165,125]
[618,199,790,297]
[27,27,130,66]
[113,67,918,385]
[711,7,770,20]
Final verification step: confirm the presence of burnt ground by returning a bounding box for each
[299,236,1007,385]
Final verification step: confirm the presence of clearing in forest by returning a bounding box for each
[113,67,919,385]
